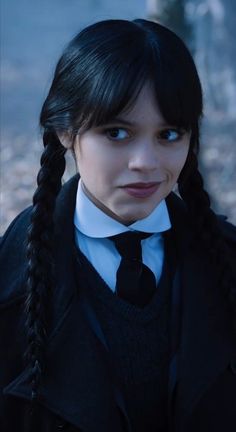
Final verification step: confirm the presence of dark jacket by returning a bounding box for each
[1,175,236,432]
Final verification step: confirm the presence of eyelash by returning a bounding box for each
[103,127,184,143]
[104,128,130,140]
[159,129,184,142]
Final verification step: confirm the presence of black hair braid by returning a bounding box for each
[178,151,236,329]
[25,131,66,409]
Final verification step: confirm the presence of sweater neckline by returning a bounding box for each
[74,230,177,323]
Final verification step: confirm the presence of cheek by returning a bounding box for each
[164,146,189,181]
[75,148,118,193]
[74,143,99,177]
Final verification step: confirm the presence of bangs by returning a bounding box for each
[70,21,150,131]
[72,19,202,133]
[148,27,203,131]
[41,19,202,139]
[75,53,148,131]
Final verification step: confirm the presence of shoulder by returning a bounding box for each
[217,215,236,248]
[166,192,236,247]
[1,206,32,245]
[0,207,32,305]
[0,175,79,306]
[217,215,236,257]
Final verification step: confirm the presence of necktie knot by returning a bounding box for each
[109,231,153,261]
[108,231,156,307]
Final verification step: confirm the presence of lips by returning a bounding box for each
[121,182,161,198]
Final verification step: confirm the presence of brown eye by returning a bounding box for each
[105,128,129,140]
[159,129,182,142]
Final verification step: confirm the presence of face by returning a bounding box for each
[72,82,191,224]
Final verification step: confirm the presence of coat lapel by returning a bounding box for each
[4,282,130,432]
[166,194,236,429]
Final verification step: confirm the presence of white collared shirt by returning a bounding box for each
[74,180,171,291]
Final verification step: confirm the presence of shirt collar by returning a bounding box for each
[74,180,171,238]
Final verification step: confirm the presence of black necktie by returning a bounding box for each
[109,231,156,307]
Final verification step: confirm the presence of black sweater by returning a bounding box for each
[74,230,178,431]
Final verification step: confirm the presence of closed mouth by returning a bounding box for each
[122,182,161,189]
[120,182,162,198]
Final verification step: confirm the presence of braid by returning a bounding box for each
[25,131,66,411]
[178,150,236,329]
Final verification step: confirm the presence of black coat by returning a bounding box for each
[1,175,236,432]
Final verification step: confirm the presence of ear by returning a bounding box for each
[56,131,73,149]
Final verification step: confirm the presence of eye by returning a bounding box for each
[159,128,183,142]
[105,128,130,141]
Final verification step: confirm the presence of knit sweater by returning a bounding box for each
[75,231,177,432]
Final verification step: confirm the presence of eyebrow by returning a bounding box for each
[105,117,136,127]
[103,117,171,128]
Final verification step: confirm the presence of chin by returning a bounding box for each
[119,207,153,223]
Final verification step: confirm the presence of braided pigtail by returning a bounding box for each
[178,150,236,329]
[25,131,66,410]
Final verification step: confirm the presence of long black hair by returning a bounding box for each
[25,18,235,415]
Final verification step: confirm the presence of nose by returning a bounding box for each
[128,140,159,172]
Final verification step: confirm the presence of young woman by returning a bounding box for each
[0,19,236,432]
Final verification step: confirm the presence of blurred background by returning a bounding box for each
[0,0,236,234]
